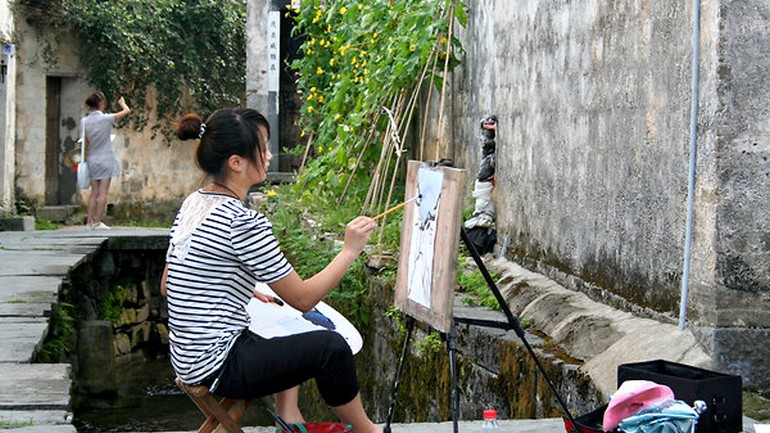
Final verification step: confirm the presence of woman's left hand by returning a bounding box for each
[253,289,284,305]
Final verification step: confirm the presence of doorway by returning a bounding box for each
[45,76,81,205]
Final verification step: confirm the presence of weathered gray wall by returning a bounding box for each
[439,0,769,388]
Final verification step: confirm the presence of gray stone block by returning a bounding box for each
[0,216,35,231]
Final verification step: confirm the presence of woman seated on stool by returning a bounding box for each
[160,108,380,433]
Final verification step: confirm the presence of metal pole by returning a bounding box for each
[446,325,459,433]
[679,0,701,331]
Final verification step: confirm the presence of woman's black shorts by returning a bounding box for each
[206,329,359,407]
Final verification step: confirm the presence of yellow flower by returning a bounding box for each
[301,130,307,137]
[317,146,324,153]
[266,189,277,197]
[335,114,341,120]
[329,58,335,66]
[316,67,324,75]
[317,95,325,103]
[307,106,314,113]
[308,38,316,46]
[310,86,317,93]
[340,6,347,14]
[410,44,416,52]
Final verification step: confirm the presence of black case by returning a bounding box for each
[617,359,742,433]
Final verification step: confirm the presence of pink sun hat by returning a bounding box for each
[603,380,675,432]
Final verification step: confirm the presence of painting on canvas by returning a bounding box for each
[394,160,467,332]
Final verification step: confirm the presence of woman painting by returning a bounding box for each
[161,108,381,432]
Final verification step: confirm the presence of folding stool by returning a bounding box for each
[175,377,250,433]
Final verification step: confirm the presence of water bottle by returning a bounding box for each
[481,409,500,432]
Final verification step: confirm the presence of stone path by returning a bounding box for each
[0,227,762,433]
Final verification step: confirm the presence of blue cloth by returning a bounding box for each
[618,399,699,433]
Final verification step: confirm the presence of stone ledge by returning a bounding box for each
[0,216,35,231]
[486,257,712,397]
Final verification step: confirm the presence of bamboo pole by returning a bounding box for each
[339,108,384,205]
[420,45,441,161]
[435,4,455,162]
[298,133,315,174]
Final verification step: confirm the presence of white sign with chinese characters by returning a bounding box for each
[267,11,280,92]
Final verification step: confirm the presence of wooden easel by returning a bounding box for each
[382,228,581,433]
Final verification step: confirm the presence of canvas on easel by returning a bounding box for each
[394,160,467,333]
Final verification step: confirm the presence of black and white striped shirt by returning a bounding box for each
[165,190,293,385]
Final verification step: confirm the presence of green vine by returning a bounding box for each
[289,0,466,201]
[13,0,247,138]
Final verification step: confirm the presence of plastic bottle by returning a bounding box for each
[481,409,500,432]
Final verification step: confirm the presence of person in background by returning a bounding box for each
[161,108,381,433]
[82,92,131,229]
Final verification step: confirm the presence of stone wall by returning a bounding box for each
[424,0,770,389]
[63,236,168,400]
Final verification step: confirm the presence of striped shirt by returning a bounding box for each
[165,190,293,385]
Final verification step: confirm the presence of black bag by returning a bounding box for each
[465,226,496,254]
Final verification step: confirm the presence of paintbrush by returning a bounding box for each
[372,194,420,221]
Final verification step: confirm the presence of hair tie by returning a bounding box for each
[198,123,207,139]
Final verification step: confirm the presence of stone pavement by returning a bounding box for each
[0,226,763,433]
